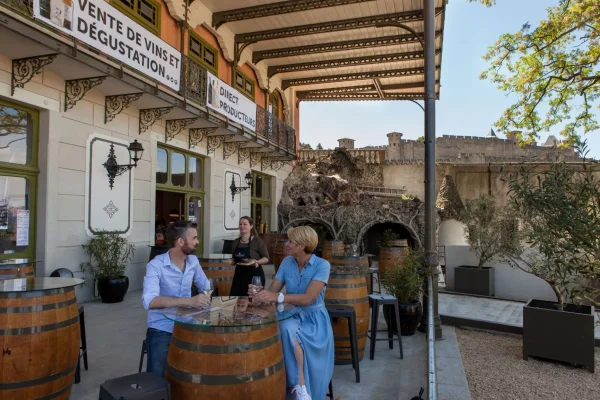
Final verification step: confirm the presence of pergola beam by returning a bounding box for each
[268,49,441,77]
[213,0,375,28]
[282,66,435,90]
[253,31,442,63]
[298,92,427,101]
[294,80,440,98]
[236,8,443,44]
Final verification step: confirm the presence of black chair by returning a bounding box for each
[367,294,403,361]
[139,339,147,373]
[50,269,88,384]
[326,305,360,383]
[98,372,171,400]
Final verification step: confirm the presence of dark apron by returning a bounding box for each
[229,239,266,296]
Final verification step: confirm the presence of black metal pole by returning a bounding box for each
[423,0,442,340]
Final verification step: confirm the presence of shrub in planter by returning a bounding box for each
[503,142,600,372]
[381,248,424,336]
[81,231,135,304]
[457,195,519,296]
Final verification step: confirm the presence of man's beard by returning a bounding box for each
[182,242,197,255]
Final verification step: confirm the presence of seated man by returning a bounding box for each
[142,220,211,376]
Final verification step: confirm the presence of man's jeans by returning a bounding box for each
[146,328,172,376]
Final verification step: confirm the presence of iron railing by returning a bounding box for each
[0,1,297,155]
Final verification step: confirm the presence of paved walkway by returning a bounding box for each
[439,292,600,340]
[71,265,472,399]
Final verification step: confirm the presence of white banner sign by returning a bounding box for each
[33,0,181,91]
[206,71,257,131]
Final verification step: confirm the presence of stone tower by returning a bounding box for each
[386,132,403,161]
[338,138,355,149]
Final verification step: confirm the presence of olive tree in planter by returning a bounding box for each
[81,231,135,304]
[381,248,425,336]
[457,195,518,296]
[504,144,600,372]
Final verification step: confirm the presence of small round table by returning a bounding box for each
[0,258,41,279]
[163,297,298,400]
[0,277,84,399]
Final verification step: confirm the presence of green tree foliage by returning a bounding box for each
[470,0,600,145]
[316,143,324,150]
[503,142,600,308]
[300,142,312,149]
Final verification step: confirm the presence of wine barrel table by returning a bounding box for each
[199,258,235,297]
[272,239,287,274]
[325,255,369,365]
[0,277,83,400]
[0,259,36,280]
[378,239,410,281]
[322,240,345,262]
[163,298,299,399]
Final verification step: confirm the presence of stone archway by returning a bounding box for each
[356,219,422,255]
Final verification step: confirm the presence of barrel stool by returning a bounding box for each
[367,294,404,360]
[326,305,360,383]
[99,372,171,400]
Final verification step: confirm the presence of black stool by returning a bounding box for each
[139,339,147,373]
[367,294,403,360]
[98,372,171,400]
[326,305,360,383]
[326,379,334,399]
[51,269,88,384]
[369,268,382,294]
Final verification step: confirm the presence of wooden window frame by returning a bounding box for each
[269,91,281,119]
[0,99,39,262]
[187,30,219,75]
[156,145,205,254]
[111,0,161,36]
[234,69,255,100]
[250,171,272,230]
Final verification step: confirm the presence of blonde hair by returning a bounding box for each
[287,226,318,254]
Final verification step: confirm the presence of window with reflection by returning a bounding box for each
[0,177,32,255]
[156,148,167,184]
[189,157,202,189]
[0,103,34,165]
[171,152,186,187]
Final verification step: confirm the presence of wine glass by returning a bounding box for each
[251,276,262,296]
[203,279,216,307]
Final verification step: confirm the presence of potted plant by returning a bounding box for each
[81,231,135,303]
[381,248,425,336]
[456,195,517,296]
[503,143,599,372]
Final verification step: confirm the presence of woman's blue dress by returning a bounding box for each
[276,254,334,400]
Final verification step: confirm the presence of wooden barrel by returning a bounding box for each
[0,264,34,279]
[199,258,235,297]
[0,281,80,399]
[322,240,345,261]
[325,255,369,365]
[379,241,410,282]
[260,233,288,262]
[165,322,285,399]
[272,239,287,274]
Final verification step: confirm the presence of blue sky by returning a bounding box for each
[298,0,600,158]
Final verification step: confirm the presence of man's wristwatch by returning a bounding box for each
[277,292,284,304]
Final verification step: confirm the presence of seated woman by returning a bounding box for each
[229,216,270,296]
[251,226,334,400]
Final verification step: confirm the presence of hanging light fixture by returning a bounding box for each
[103,140,144,189]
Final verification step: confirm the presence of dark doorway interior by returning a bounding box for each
[363,222,414,256]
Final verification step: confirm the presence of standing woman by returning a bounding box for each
[251,226,334,400]
[229,216,270,296]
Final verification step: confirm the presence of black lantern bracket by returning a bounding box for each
[229,172,254,202]
[103,140,144,190]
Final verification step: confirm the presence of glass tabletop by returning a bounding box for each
[0,278,84,292]
[163,297,299,328]
[0,258,41,265]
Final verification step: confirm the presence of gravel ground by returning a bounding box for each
[455,328,600,400]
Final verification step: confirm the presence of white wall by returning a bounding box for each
[444,245,557,302]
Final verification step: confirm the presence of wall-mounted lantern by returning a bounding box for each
[229,171,253,202]
[103,140,144,189]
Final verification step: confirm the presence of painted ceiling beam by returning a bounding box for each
[236,8,443,44]
[298,92,427,101]
[282,66,439,90]
[253,31,442,63]
[213,0,376,29]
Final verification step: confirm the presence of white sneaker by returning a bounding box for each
[291,384,312,400]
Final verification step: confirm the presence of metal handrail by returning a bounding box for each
[427,273,437,400]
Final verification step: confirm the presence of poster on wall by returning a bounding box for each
[32,0,181,91]
[207,71,257,131]
[224,171,242,230]
[16,210,29,246]
[0,200,7,230]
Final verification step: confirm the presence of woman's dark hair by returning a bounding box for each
[240,216,260,238]
[166,220,197,248]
